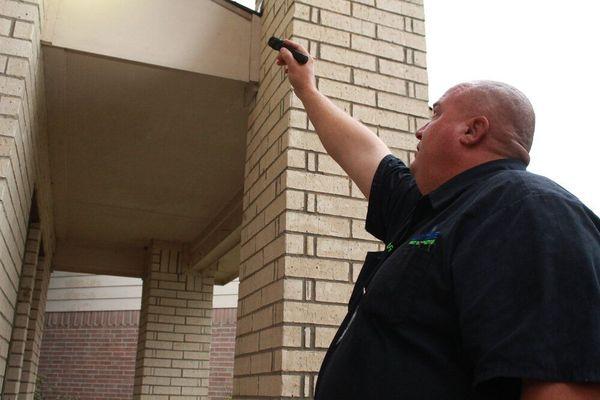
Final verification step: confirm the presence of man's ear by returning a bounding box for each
[459,116,489,146]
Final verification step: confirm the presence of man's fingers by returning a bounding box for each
[282,39,310,57]
[279,47,295,65]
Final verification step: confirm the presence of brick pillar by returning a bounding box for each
[1,0,51,392]
[133,241,215,399]
[19,254,51,400]
[1,224,41,399]
[235,0,428,398]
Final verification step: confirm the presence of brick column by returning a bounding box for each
[235,0,428,398]
[1,0,52,392]
[133,241,215,399]
[1,224,41,399]
[19,254,51,400]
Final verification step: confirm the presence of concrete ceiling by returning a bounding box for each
[43,47,249,277]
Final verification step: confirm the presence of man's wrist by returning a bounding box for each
[295,86,320,104]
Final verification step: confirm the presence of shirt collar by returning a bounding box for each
[428,158,527,210]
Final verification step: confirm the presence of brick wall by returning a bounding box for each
[38,310,140,400]
[38,308,238,400]
[209,308,237,400]
[236,0,428,397]
[1,0,55,393]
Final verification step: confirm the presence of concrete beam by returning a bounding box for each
[53,241,145,278]
[42,0,259,82]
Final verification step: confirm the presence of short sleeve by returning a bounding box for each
[452,194,600,389]
[365,154,421,243]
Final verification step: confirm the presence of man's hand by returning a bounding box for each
[275,40,317,100]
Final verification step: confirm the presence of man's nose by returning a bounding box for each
[415,122,428,140]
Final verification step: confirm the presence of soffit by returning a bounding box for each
[44,47,248,255]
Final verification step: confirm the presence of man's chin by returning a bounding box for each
[409,158,418,174]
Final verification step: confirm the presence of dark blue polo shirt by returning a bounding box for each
[315,155,600,399]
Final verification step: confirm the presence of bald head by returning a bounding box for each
[449,80,536,164]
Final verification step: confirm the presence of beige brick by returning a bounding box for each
[287,148,305,169]
[352,4,404,29]
[0,55,7,72]
[172,359,199,369]
[155,350,183,360]
[351,35,405,62]
[285,129,326,153]
[316,237,378,260]
[320,10,375,37]
[379,59,427,83]
[285,169,349,196]
[0,96,20,116]
[415,83,428,100]
[314,60,351,82]
[284,301,346,325]
[170,377,198,387]
[6,58,28,77]
[182,386,208,395]
[12,21,33,40]
[412,18,426,35]
[378,92,430,118]
[257,374,281,397]
[316,193,367,219]
[251,352,272,374]
[0,0,39,22]
[353,104,409,130]
[183,350,209,360]
[319,78,376,106]
[297,0,351,15]
[315,281,353,303]
[320,44,376,71]
[153,385,180,395]
[377,25,426,51]
[413,50,427,67]
[379,128,418,150]
[0,18,11,36]
[284,211,350,238]
[294,20,350,47]
[152,368,182,377]
[281,350,325,372]
[353,69,407,95]
[283,278,303,300]
[293,3,310,20]
[315,326,338,348]
[234,376,259,396]
[377,0,424,19]
[284,256,349,281]
[281,374,302,397]
[145,358,172,368]
[0,37,32,57]
[351,218,377,240]
[316,153,345,176]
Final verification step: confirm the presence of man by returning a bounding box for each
[275,40,600,399]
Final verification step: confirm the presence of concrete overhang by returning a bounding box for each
[42,0,260,281]
[42,0,261,83]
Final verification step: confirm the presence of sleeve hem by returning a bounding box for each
[475,365,600,387]
[365,154,397,242]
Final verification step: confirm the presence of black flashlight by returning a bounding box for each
[268,37,309,65]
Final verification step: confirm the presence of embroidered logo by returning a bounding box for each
[385,243,394,252]
[408,231,440,250]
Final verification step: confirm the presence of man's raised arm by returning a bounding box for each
[276,40,391,199]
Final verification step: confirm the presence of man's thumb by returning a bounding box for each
[280,47,294,64]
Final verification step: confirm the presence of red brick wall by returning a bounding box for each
[209,308,237,400]
[37,309,238,399]
[38,311,139,400]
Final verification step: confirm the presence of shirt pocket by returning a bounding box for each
[360,244,436,325]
